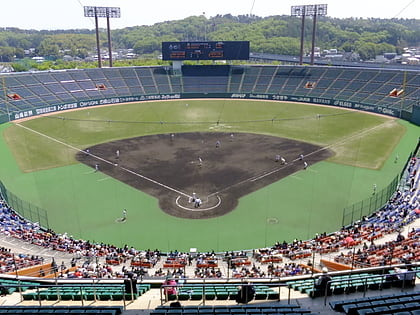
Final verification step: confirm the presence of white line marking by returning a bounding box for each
[210,120,394,196]
[15,123,192,198]
[16,119,392,202]
[175,196,221,211]
[290,175,302,180]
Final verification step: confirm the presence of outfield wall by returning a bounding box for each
[3,92,417,124]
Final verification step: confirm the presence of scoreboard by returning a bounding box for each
[162,41,250,61]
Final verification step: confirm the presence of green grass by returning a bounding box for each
[0,99,419,252]
[5,100,404,171]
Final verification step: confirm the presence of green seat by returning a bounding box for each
[85,293,97,300]
[46,292,60,300]
[22,293,35,300]
[37,291,49,300]
[177,293,191,300]
[111,293,124,300]
[190,292,203,300]
[254,290,267,300]
[60,292,74,300]
[204,290,216,300]
[215,290,229,300]
[72,293,87,300]
[99,293,113,301]
[228,292,238,300]
[267,291,279,299]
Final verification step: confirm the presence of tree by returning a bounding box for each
[37,38,60,59]
[0,46,17,62]
[355,42,377,60]
[1,15,419,65]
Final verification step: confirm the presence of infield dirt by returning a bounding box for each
[76,132,334,219]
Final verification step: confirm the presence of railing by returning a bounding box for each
[341,175,400,227]
[0,180,49,229]
[4,280,134,310]
[341,139,420,227]
[323,269,418,306]
[160,281,288,306]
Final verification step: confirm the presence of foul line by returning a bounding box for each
[15,123,191,199]
[208,120,393,198]
[97,177,111,182]
[16,119,393,202]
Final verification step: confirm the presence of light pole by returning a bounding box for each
[291,4,327,65]
[84,6,121,68]
[291,5,306,65]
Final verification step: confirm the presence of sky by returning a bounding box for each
[1,0,419,30]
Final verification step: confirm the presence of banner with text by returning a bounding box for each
[9,93,401,121]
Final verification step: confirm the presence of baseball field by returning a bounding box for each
[0,99,419,252]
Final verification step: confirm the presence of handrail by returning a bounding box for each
[322,269,418,305]
[160,281,289,305]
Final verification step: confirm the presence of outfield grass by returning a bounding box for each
[5,100,404,171]
[0,100,419,252]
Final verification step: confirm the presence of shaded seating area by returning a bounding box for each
[22,283,150,301]
[152,304,316,315]
[164,284,279,302]
[0,305,123,315]
[329,290,420,315]
[0,278,39,295]
[287,272,396,298]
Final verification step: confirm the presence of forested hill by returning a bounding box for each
[1,14,419,62]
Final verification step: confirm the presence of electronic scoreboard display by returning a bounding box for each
[162,41,250,61]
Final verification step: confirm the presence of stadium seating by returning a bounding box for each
[151,304,316,315]
[0,306,123,315]
[329,291,420,314]
[1,66,419,119]
[22,283,150,301]
[286,273,395,298]
[165,284,279,302]
[0,278,39,295]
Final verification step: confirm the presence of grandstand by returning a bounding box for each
[0,65,419,123]
[0,64,419,314]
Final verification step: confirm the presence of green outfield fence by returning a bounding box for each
[341,176,400,227]
[0,180,49,229]
[0,113,8,124]
[341,138,420,227]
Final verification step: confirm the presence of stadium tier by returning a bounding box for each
[0,65,419,123]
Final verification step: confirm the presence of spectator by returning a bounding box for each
[312,267,332,297]
[236,283,255,304]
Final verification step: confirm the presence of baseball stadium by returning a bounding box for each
[0,45,419,313]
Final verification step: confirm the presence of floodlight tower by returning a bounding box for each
[291,5,306,65]
[291,4,327,65]
[84,6,121,68]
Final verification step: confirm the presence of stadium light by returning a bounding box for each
[84,7,121,18]
[291,5,306,65]
[84,6,121,68]
[291,4,327,65]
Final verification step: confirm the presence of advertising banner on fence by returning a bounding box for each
[10,92,401,121]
